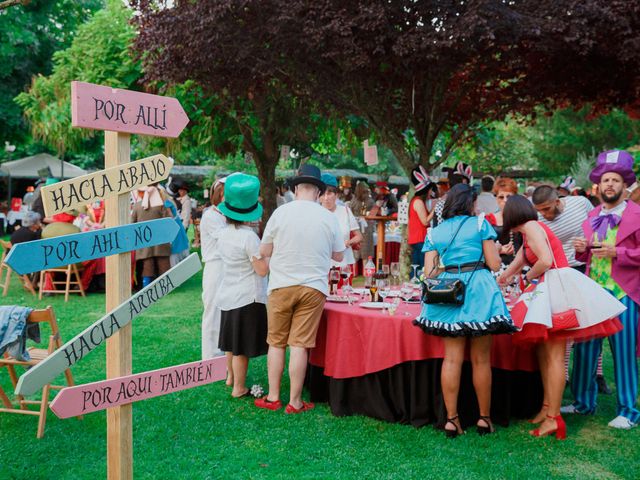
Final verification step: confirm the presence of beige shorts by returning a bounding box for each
[267,286,326,348]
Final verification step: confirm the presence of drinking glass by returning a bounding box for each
[390,262,400,286]
[382,264,390,278]
[388,297,400,316]
[410,264,419,284]
[341,265,353,301]
[378,280,390,310]
[329,269,340,295]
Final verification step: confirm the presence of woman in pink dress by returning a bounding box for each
[498,195,624,439]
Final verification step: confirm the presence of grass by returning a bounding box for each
[1,255,639,479]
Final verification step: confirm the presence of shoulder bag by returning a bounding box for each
[422,217,484,305]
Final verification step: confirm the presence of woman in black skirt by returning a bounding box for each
[215,173,269,398]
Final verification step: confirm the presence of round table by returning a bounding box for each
[308,297,542,428]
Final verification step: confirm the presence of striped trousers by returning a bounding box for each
[570,295,640,423]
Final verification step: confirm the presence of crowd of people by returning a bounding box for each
[4,148,638,439]
[199,149,639,440]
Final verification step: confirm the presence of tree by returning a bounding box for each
[133,1,351,220]
[14,0,140,166]
[0,0,102,151]
[252,0,640,175]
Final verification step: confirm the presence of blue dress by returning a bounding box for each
[413,215,514,337]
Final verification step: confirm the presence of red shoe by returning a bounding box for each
[530,414,566,440]
[254,396,283,411]
[285,401,315,414]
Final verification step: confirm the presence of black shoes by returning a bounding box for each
[597,375,612,395]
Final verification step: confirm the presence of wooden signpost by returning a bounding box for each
[5,218,179,275]
[14,253,201,397]
[71,81,189,138]
[49,356,226,419]
[39,154,173,217]
[17,82,190,479]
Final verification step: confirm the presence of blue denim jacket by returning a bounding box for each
[0,305,34,361]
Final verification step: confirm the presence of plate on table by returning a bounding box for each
[327,295,351,303]
[359,302,387,309]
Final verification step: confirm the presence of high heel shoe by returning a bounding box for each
[530,414,566,440]
[528,403,550,424]
[476,415,495,436]
[444,415,464,438]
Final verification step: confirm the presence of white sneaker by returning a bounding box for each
[608,415,637,429]
[560,404,579,414]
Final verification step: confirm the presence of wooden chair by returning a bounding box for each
[0,306,78,438]
[38,263,85,302]
[0,240,37,297]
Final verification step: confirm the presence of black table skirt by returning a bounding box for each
[308,360,543,429]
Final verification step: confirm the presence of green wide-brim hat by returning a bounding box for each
[217,173,263,222]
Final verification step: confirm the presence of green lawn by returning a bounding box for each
[1,258,639,479]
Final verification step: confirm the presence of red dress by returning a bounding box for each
[511,222,623,344]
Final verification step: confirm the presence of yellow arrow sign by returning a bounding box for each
[40,154,173,217]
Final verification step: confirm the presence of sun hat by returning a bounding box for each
[289,164,325,193]
[321,173,338,188]
[589,150,637,185]
[217,173,263,222]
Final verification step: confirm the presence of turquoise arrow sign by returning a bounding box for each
[5,218,179,275]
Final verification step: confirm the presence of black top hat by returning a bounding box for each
[289,164,326,193]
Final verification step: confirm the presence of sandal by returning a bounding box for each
[445,415,464,438]
[477,416,495,436]
[254,396,283,411]
[285,401,315,414]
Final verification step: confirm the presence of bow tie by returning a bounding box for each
[590,213,621,241]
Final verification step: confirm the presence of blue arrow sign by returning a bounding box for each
[5,218,179,275]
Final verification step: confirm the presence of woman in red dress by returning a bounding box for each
[498,195,624,439]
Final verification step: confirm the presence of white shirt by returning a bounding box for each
[475,192,499,215]
[200,206,227,263]
[329,204,359,267]
[179,194,192,229]
[539,196,594,267]
[262,200,344,295]
[216,225,267,310]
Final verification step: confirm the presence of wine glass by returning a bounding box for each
[378,279,390,310]
[388,297,400,316]
[382,264,390,278]
[410,264,419,284]
[390,262,400,286]
[401,282,415,316]
[329,269,340,295]
[341,265,353,301]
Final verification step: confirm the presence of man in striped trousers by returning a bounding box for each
[561,150,640,429]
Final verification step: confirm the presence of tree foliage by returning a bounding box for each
[0,0,102,149]
[14,0,140,163]
[272,0,640,174]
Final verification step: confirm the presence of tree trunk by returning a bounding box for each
[254,153,278,230]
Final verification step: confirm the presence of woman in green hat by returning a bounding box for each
[216,173,270,398]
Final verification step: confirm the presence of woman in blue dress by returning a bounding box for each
[414,184,515,437]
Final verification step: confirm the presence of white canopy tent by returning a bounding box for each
[0,153,87,179]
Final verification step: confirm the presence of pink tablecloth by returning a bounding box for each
[309,300,538,379]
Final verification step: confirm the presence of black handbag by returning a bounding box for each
[422,217,483,305]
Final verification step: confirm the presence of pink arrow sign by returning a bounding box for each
[49,356,227,419]
[71,81,189,138]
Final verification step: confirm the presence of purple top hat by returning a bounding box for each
[589,150,637,185]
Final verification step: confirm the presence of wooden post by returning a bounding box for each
[104,131,132,480]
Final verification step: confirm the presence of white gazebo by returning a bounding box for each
[0,153,87,179]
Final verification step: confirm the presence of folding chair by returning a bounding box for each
[0,240,37,297]
[38,263,85,302]
[0,306,78,438]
